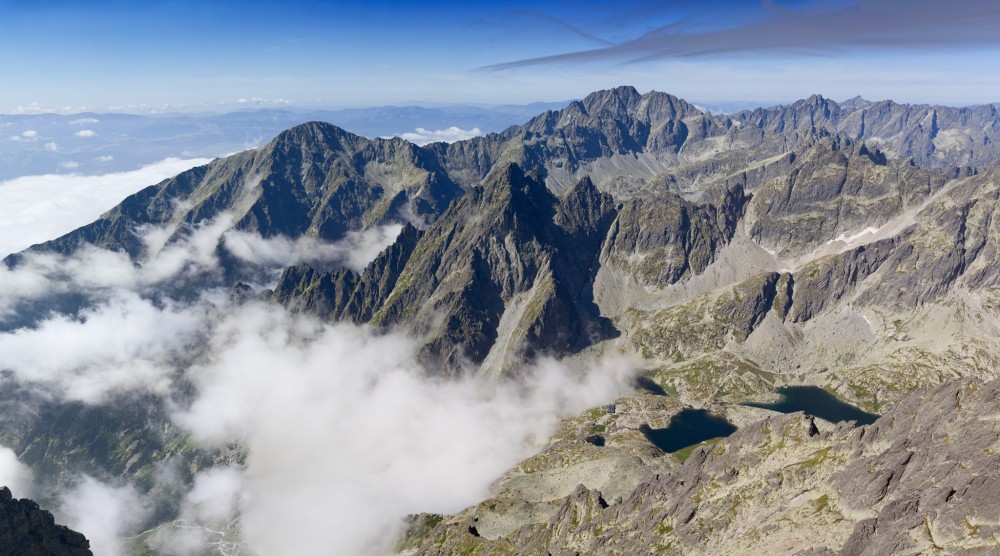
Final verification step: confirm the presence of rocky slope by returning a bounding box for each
[735,94,1000,172]
[403,378,1000,555]
[270,162,745,374]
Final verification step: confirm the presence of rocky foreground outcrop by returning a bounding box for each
[0,487,91,556]
[403,378,1000,555]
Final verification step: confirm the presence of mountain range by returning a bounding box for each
[4,86,1000,554]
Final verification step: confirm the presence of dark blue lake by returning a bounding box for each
[743,386,879,426]
[641,408,738,453]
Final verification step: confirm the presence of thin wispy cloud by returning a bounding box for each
[14,102,92,115]
[475,9,616,47]
[485,0,1000,69]
[235,97,291,105]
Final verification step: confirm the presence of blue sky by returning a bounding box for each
[3,0,1000,112]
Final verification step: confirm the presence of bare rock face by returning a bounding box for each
[734,95,1000,172]
[744,137,947,258]
[0,487,92,556]
[405,378,1000,555]
[272,161,750,375]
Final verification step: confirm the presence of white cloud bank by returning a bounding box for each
[0,214,636,554]
[0,446,34,497]
[0,134,641,553]
[0,157,212,257]
[3,284,635,554]
[58,477,147,556]
[397,126,484,145]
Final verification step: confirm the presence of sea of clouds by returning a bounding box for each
[0,189,635,554]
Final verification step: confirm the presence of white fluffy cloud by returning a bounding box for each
[69,118,99,125]
[223,224,404,273]
[74,129,97,137]
[0,291,207,403]
[0,446,34,497]
[180,466,245,526]
[173,303,635,556]
[96,154,114,162]
[0,226,635,554]
[397,126,484,145]
[10,130,39,142]
[43,141,59,152]
[58,477,148,556]
[0,157,212,257]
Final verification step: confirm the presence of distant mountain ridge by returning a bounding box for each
[7,86,1000,555]
[0,102,567,180]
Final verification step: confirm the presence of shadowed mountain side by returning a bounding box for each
[272,165,620,375]
[271,163,750,376]
[0,487,92,556]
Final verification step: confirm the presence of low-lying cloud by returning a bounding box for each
[223,223,404,273]
[0,157,213,257]
[58,477,148,556]
[0,201,637,555]
[397,126,484,145]
[0,292,207,403]
[0,446,34,497]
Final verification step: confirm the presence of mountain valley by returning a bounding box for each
[4,86,1000,554]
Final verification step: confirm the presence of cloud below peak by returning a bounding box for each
[0,157,212,258]
[396,126,484,145]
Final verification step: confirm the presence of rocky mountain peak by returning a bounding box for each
[477,162,556,225]
[555,175,616,245]
[265,120,364,153]
[581,85,643,116]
